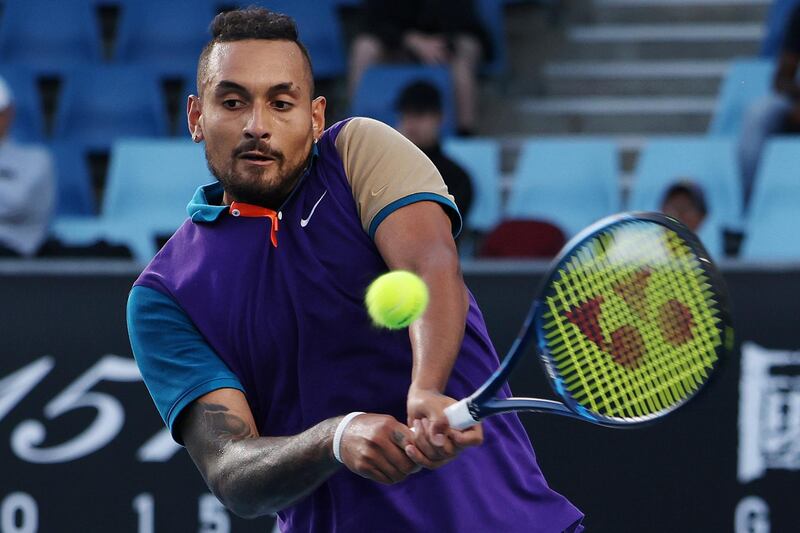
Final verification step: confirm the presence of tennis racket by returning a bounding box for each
[445,212,733,429]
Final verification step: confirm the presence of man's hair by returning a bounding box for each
[197,7,314,96]
[395,81,442,114]
[662,179,708,216]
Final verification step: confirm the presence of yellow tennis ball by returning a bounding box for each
[365,271,429,329]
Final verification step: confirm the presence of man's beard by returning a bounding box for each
[206,139,312,209]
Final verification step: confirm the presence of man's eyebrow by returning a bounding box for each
[268,82,301,97]
[214,80,250,97]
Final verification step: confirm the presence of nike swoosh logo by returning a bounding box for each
[300,191,327,228]
[371,184,389,197]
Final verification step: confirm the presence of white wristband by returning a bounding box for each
[333,412,365,463]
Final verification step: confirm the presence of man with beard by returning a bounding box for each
[127,8,583,533]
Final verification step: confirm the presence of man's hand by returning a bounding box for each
[403,31,450,64]
[338,414,422,484]
[406,386,484,469]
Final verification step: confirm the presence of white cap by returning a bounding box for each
[0,76,12,111]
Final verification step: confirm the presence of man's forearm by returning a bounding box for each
[183,401,342,518]
[408,257,469,392]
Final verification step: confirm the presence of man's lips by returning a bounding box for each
[237,151,277,165]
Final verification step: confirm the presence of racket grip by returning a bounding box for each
[445,399,479,430]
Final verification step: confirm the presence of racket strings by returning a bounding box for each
[542,221,723,422]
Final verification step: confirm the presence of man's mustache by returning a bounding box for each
[233,140,283,161]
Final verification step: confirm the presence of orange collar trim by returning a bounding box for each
[229,202,279,248]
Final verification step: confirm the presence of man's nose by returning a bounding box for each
[243,105,270,139]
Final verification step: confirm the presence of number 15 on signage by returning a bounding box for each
[0,355,179,463]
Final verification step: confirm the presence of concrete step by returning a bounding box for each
[565,23,762,60]
[507,96,715,135]
[589,0,770,24]
[541,60,728,96]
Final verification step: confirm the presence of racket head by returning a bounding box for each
[532,212,732,426]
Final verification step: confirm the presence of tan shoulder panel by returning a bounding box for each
[335,117,455,234]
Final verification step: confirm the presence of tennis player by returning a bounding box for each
[127,8,583,532]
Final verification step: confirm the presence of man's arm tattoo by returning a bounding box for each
[198,402,256,443]
[180,400,342,518]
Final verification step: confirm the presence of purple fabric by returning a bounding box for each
[135,119,583,532]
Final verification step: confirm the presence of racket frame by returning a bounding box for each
[449,212,732,429]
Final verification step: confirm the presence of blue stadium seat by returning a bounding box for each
[628,137,742,258]
[740,139,800,260]
[442,138,502,232]
[760,0,800,57]
[53,66,169,150]
[114,0,216,73]
[507,138,620,238]
[248,1,347,79]
[0,0,102,70]
[50,142,96,217]
[0,65,45,142]
[52,139,216,263]
[352,66,456,136]
[708,59,775,137]
[476,0,508,76]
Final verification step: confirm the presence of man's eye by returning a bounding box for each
[273,101,292,110]
[222,99,243,109]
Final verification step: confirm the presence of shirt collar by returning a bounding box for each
[187,142,319,223]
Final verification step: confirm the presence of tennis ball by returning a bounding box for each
[365,271,429,329]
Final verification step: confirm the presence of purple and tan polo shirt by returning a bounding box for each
[127,118,583,532]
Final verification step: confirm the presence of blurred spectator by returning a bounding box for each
[738,4,800,207]
[349,0,491,136]
[660,180,707,233]
[0,75,55,257]
[396,80,474,223]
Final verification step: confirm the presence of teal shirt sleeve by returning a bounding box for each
[368,193,462,240]
[127,285,244,444]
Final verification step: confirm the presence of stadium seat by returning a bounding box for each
[760,0,800,57]
[708,59,775,137]
[247,1,347,79]
[50,142,96,217]
[53,66,169,150]
[51,139,216,263]
[740,139,800,260]
[628,137,743,258]
[507,138,620,238]
[352,66,456,136]
[0,65,46,143]
[114,0,217,73]
[442,138,502,233]
[478,219,565,258]
[0,0,103,70]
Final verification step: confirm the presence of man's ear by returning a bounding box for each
[187,95,204,142]
[311,96,327,141]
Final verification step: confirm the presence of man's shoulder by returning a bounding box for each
[134,220,200,289]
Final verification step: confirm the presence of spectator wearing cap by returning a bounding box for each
[396,80,474,226]
[738,4,800,208]
[660,180,708,233]
[0,74,55,257]
[349,0,491,136]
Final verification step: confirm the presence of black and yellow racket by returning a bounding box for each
[445,212,733,429]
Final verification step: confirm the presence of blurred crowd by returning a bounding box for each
[1,0,799,262]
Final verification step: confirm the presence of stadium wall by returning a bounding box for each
[0,262,797,532]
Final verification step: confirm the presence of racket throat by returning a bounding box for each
[482,398,588,422]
